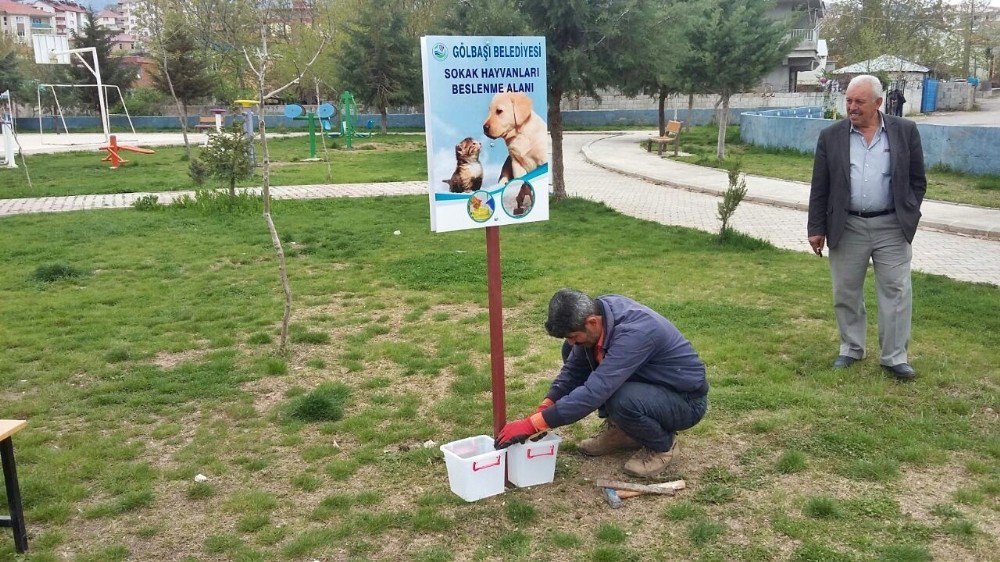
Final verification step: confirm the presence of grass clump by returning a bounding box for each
[663,501,705,521]
[31,262,87,283]
[688,518,726,546]
[505,498,537,525]
[776,450,808,473]
[594,523,627,543]
[132,194,164,211]
[284,382,350,422]
[803,496,842,519]
[842,458,900,482]
[186,482,215,500]
[289,325,331,344]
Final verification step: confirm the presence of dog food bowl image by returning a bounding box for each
[506,433,562,487]
[440,435,507,502]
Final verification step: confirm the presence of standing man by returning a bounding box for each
[808,75,926,381]
[888,89,906,117]
[495,289,709,478]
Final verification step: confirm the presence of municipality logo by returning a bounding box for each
[432,43,447,61]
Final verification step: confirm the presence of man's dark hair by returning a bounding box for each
[545,288,600,337]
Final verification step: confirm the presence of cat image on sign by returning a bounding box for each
[443,137,484,193]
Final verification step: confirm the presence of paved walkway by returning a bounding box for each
[1,133,997,286]
[581,132,1000,240]
[909,93,1000,127]
[570,132,999,286]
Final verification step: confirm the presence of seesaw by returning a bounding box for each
[100,135,155,169]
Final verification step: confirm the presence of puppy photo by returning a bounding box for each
[482,92,548,184]
[442,137,484,193]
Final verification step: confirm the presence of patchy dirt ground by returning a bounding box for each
[23,299,1000,561]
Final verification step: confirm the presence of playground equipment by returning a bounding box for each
[233,99,259,167]
[31,37,124,145]
[283,102,336,160]
[355,118,378,138]
[1,90,16,169]
[35,83,136,143]
[339,91,357,149]
[100,135,155,169]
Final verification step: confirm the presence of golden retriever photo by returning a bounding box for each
[482,92,548,184]
[442,137,484,193]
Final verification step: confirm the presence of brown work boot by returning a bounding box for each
[577,420,641,457]
[623,441,678,478]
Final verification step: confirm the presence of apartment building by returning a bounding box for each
[0,0,53,42]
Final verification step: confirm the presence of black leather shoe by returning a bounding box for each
[883,363,916,381]
[833,355,858,369]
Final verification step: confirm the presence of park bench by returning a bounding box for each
[194,115,217,131]
[0,420,28,553]
[645,120,682,156]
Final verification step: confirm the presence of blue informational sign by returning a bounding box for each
[420,36,549,233]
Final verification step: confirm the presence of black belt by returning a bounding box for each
[848,208,895,218]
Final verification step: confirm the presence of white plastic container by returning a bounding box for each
[506,433,562,487]
[440,435,507,502]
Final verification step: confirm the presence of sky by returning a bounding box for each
[84,1,115,11]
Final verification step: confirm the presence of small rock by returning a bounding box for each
[423,440,437,448]
[393,230,401,235]
[194,474,208,483]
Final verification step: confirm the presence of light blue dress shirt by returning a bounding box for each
[848,115,892,213]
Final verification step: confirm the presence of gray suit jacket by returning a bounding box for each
[808,114,927,248]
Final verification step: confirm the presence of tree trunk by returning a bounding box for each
[160,50,191,159]
[315,79,333,182]
[686,92,694,131]
[658,90,666,136]
[380,106,388,135]
[258,117,292,353]
[716,93,730,161]
[180,100,191,157]
[548,88,565,201]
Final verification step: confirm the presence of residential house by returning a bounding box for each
[115,0,143,38]
[96,8,121,31]
[112,31,136,53]
[31,1,85,36]
[795,39,835,91]
[831,55,930,88]
[121,54,155,88]
[0,0,54,42]
[760,0,828,93]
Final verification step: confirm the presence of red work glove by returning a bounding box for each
[534,398,554,414]
[495,412,550,449]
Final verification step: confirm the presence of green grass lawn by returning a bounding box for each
[0,134,427,199]
[0,196,997,560]
[673,125,1000,208]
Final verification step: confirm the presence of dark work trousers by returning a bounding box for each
[601,382,708,452]
[561,341,708,452]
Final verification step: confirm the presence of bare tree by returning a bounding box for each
[243,5,328,353]
[143,0,214,159]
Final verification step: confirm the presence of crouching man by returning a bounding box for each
[496,288,709,477]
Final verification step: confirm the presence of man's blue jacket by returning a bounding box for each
[540,295,708,429]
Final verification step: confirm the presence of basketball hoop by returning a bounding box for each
[31,35,70,65]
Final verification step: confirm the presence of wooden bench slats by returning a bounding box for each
[646,120,683,156]
[194,116,217,130]
[0,420,26,442]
